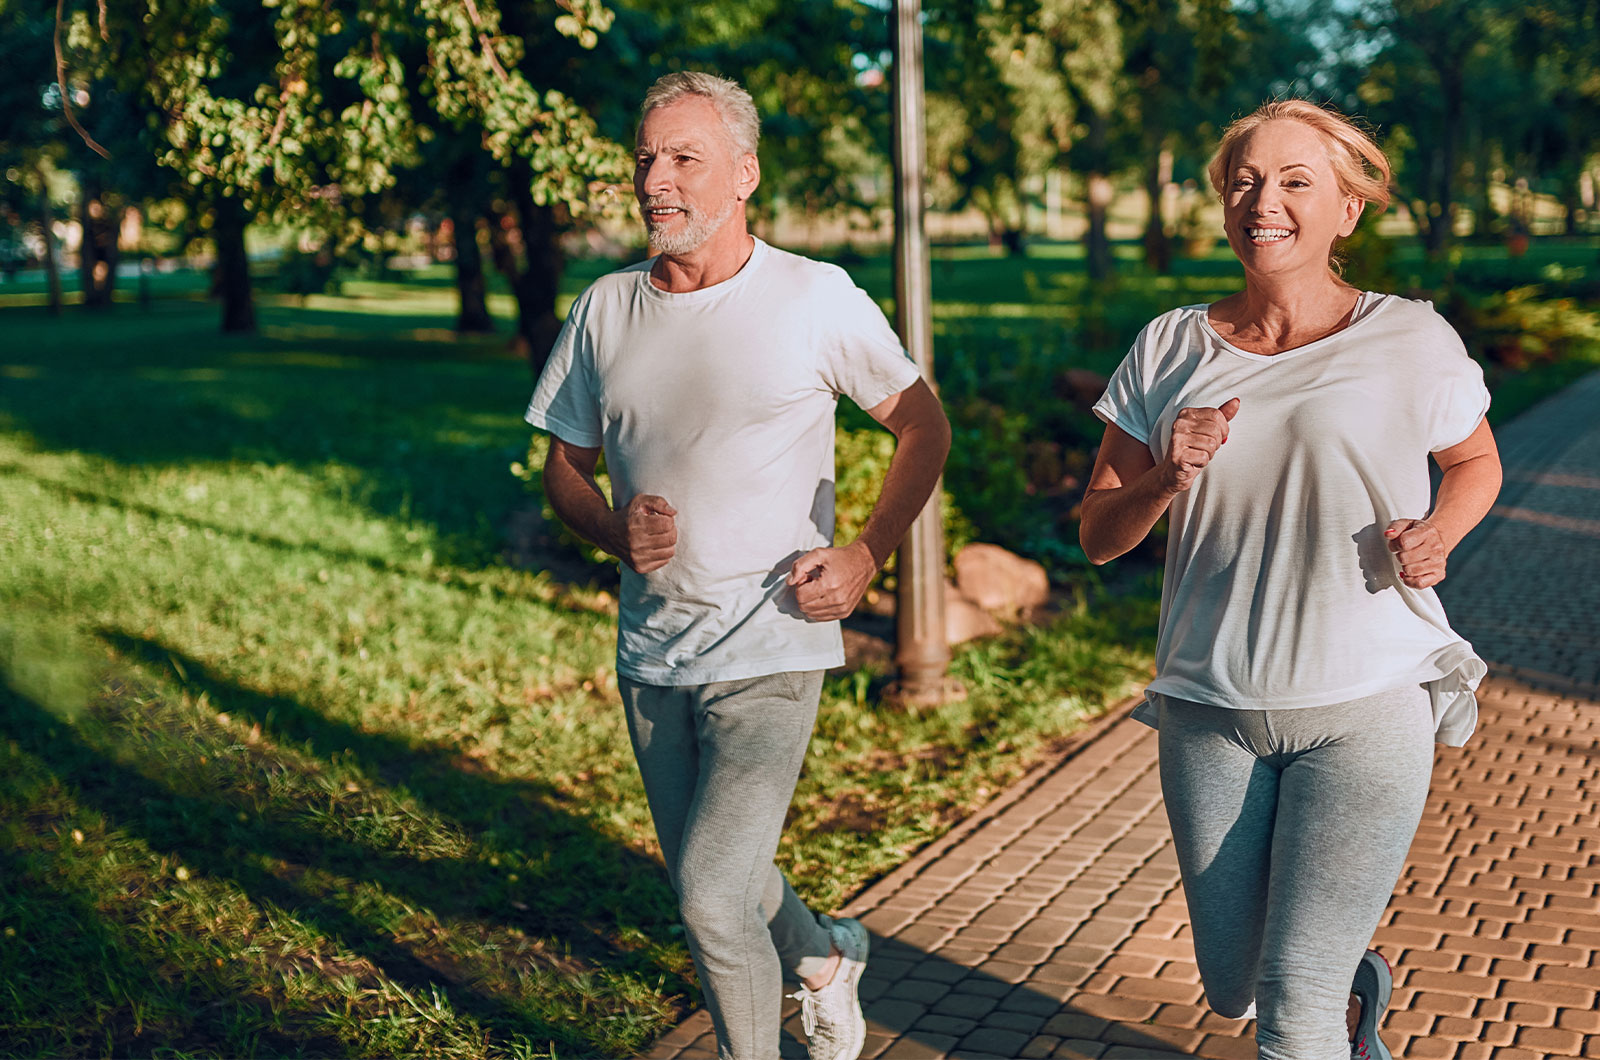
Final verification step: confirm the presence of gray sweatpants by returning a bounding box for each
[620,671,835,1060]
[1156,686,1435,1060]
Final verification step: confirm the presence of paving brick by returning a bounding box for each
[1040,1013,1111,1039]
[876,1034,958,1058]
[1019,1035,1061,1059]
[1555,1008,1600,1034]
[910,1014,976,1037]
[1498,979,1597,1008]
[1193,1034,1259,1059]
[886,979,953,1005]
[956,1028,1032,1056]
[1515,1024,1586,1055]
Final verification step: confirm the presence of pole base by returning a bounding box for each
[880,675,968,710]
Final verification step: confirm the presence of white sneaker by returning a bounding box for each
[790,915,869,1060]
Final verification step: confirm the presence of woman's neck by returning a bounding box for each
[1209,271,1362,356]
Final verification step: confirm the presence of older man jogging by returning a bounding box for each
[526,71,950,1060]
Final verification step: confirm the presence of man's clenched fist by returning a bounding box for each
[786,540,876,622]
[610,494,677,574]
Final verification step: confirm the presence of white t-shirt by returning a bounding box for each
[1094,293,1491,744]
[526,237,922,685]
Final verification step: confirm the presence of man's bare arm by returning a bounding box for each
[787,378,952,621]
[543,438,677,574]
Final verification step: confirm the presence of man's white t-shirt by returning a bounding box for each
[1094,292,1492,744]
[526,237,921,686]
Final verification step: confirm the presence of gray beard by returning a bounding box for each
[644,195,740,257]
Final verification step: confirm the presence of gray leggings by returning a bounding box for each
[620,671,834,1060]
[1156,686,1435,1060]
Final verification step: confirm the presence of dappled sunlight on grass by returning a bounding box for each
[0,271,1164,1055]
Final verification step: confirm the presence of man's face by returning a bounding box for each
[634,96,749,256]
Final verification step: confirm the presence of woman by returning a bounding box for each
[1079,100,1502,1060]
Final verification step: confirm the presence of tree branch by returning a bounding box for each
[461,0,512,84]
[55,0,111,158]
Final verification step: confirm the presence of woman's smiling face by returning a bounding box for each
[1221,119,1363,282]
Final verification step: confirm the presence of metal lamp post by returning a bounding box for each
[889,0,959,706]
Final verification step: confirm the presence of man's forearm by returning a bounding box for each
[543,459,618,556]
[853,418,952,568]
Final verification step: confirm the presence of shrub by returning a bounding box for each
[1443,283,1600,370]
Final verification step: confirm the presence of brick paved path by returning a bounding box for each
[649,371,1600,1060]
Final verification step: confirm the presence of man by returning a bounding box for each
[525,72,951,1060]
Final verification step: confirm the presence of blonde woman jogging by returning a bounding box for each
[1080,100,1501,1060]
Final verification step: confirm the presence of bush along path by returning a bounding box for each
[650,371,1600,1060]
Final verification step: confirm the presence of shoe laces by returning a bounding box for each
[791,987,821,1037]
[1353,1036,1370,1060]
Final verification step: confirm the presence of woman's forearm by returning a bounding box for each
[1080,466,1179,565]
[1429,451,1502,554]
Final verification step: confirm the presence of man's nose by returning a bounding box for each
[640,157,674,196]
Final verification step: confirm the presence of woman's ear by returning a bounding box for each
[1339,196,1364,239]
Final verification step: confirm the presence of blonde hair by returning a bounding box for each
[1207,99,1391,214]
[640,72,761,159]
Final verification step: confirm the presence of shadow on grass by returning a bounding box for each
[0,843,348,1057]
[0,636,693,1055]
[0,462,614,612]
[0,299,536,571]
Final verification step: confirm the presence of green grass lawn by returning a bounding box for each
[0,275,1158,1058]
[3,236,1595,1057]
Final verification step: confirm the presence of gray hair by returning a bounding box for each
[640,71,761,158]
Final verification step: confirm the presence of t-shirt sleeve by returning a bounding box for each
[525,297,604,449]
[1424,319,1491,451]
[1092,333,1154,445]
[817,276,923,410]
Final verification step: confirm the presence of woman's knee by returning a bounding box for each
[1200,977,1257,1021]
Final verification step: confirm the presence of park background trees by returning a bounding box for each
[5,0,1595,347]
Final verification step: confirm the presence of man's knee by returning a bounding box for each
[679,876,759,948]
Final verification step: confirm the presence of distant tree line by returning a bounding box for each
[1,0,1596,356]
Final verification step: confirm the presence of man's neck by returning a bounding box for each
[650,224,756,293]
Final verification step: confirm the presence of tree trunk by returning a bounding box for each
[1083,111,1113,282]
[212,194,256,333]
[79,172,121,309]
[1086,174,1113,282]
[1472,129,1496,239]
[1142,144,1172,273]
[1424,70,1463,257]
[510,166,565,375]
[35,172,62,316]
[1562,141,1586,236]
[449,202,494,334]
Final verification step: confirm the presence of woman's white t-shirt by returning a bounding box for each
[1093,292,1491,744]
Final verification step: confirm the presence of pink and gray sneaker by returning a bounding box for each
[1351,948,1394,1060]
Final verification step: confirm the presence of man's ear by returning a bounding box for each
[736,153,761,202]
